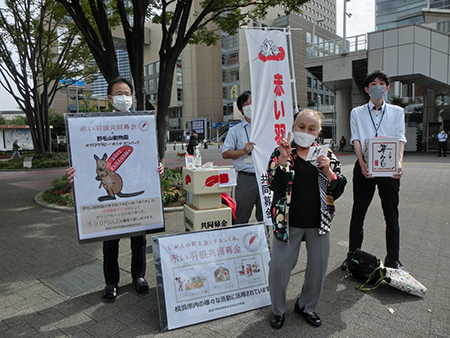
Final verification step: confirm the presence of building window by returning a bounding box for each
[325,95,329,105]
[149,79,154,91]
[313,93,318,102]
[223,52,239,65]
[307,91,312,100]
[307,77,312,88]
[330,96,334,105]
[177,88,183,101]
[313,78,318,89]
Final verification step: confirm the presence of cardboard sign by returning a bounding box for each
[153,223,271,331]
[364,137,399,177]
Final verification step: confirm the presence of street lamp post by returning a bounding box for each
[343,0,351,53]
[312,17,325,57]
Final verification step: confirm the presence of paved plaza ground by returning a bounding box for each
[0,146,449,337]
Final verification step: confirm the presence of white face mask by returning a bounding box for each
[293,131,316,148]
[112,95,133,112]
[242,105,252,120]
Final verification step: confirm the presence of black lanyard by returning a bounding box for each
[367,103,386,137]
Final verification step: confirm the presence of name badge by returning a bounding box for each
[243,154,253,163]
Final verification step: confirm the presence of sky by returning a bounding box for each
[0,0,376,111]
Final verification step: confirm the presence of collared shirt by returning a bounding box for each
[438,131,448,142]
[222,119,255,173]
[350,101,407,154]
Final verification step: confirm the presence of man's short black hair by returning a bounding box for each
[237,91,251,111]
[364,70,389,88]
[107,77,133,95]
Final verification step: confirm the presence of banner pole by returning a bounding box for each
[286,26,299,114]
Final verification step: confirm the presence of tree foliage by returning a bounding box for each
[0,0,95,154]
[57,0,308,160]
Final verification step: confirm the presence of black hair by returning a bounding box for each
[237,91,251,111]
[364,70,389,88]
[107,77,133,95]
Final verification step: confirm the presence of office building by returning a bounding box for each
[144,1,338,142]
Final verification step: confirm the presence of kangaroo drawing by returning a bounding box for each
[94,146,144,202]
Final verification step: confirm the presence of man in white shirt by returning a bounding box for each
[222,91,263,224]
[438,129,448,157]
[342,70,407,271]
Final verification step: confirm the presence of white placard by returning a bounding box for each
[185,155,195,168]
[306,144,329,161]
[153,223,271,331]
[65,112,165,243]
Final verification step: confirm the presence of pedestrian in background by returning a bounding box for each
[438,129,448,157]
[10,139,21,159]
[339,136,346,151]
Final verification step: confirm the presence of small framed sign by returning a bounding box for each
[364,137,399,177]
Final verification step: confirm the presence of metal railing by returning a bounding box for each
[307,34,367,59]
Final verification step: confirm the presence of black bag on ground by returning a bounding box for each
[347,249,382,284]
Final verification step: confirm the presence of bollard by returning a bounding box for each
[173,142,176,150]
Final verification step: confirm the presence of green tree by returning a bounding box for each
[307,100,316,107]
[0,116,6,125]
[56,0,308,160]
[0,0,95,154]
[389,95,408,108]
[10,116,28,125]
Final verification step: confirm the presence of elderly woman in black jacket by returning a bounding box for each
[267,109,346,329]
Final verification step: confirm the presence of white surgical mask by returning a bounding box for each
[112,95,133,112]
[369,85,387,102]
[242,105,252,120]
[293,131,316,148]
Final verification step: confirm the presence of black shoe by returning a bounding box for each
[294,298,322,327]
[133,277,149,294]
[384,257,408,272]
[270,312,285,329]
[341,259,349,271]
[102,284,117,302]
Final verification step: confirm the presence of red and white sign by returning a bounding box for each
[245,29,294,225]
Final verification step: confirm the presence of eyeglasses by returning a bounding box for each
[111,91,132,96]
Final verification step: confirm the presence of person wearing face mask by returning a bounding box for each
[341,70,407,272]
[66,77,164,302]
[266,110,346,329]
[222,91,263,224]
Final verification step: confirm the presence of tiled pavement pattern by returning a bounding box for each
[0,148,449,337]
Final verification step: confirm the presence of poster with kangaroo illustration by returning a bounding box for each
[65,112,165,243]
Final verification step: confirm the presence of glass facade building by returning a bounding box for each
[376,0,450,30]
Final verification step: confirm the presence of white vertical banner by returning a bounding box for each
[245,28,294,225]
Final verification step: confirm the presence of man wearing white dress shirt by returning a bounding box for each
[342,70,407,271]
[222,91,263,224]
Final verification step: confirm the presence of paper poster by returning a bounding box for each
[306,144,328,161]
[65,112,165,243]
[153,223,271,331]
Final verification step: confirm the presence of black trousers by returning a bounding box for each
[438,142,447,156]
[103,235,147,285]
[349,161,400,260]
